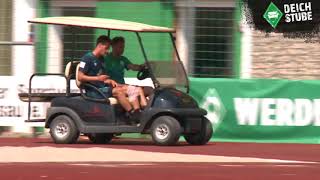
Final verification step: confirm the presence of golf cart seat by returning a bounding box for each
[65,61,80,79]
[74,63,118,105]
[18,61,82,102]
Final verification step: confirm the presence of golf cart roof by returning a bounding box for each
[28,16,175,33]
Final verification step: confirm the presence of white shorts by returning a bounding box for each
[127,85,140,102]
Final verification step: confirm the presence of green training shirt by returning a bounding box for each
[104,53,132,84]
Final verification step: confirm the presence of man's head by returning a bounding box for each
[95,35,111,57]
[111,36,125,56]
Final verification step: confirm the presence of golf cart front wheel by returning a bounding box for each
[49,115,80,144]
[184,117,213,145]
[151,116,182,146]
[88,133,113,144]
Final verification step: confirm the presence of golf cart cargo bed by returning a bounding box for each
[25,118,46,123]
[18,93,80,102]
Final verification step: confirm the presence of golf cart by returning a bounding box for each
[19,17,212,146]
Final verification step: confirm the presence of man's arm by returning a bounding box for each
[123,57,144,71]
[127,64,144,71]
[78,71,117,88]
[78,57,108,83]
[78,71,108,83]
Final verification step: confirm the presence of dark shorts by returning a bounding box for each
[86,86,113,99]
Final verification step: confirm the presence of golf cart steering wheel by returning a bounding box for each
[137,66,150,80]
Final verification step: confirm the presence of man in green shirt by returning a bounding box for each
[104,36,152,107]
[104,36,144,84]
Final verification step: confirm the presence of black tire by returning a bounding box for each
[49,115,80,144]
[184,117,213,145]
[88,133,113,144]
[151,116,182,146]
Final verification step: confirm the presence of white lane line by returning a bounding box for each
[274,164,309,167]
[71,164,119,168]
[0,146,316,164]
[219,165,245,167]
[69,163,155,167]
[120,163,155,166]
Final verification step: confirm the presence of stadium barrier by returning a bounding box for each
[190,78,320,144]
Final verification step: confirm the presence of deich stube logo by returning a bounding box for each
[263,1,313,28]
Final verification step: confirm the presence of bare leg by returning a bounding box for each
[112,88,132,112]
[138,87,147,108]
[130,98,140,111]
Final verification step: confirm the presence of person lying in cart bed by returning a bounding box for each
[77,35,141,121]
[104,36,153,97]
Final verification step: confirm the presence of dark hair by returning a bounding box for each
[111,36,125,45]
[96,35,111,46]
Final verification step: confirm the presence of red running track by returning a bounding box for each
[0,138,320,180]
[1,162,319,180]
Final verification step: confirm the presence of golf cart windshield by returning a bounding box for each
[148,60,188,92]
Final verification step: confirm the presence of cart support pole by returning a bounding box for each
[67,28,77,95]
[135,32,159,88]
[169,33,190,93]
[169,33,182,62]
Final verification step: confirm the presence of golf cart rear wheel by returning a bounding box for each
[88,133,113,144]
[184,117,213,145]
[50,115,80,144]
[151,116,182,146]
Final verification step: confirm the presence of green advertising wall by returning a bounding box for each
[190,78,320,144]
[95,1,174,77]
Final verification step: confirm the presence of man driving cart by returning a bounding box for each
[104,36,153,97]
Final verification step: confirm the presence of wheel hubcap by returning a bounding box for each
[155,124,169,140]
[54,123,69,138]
